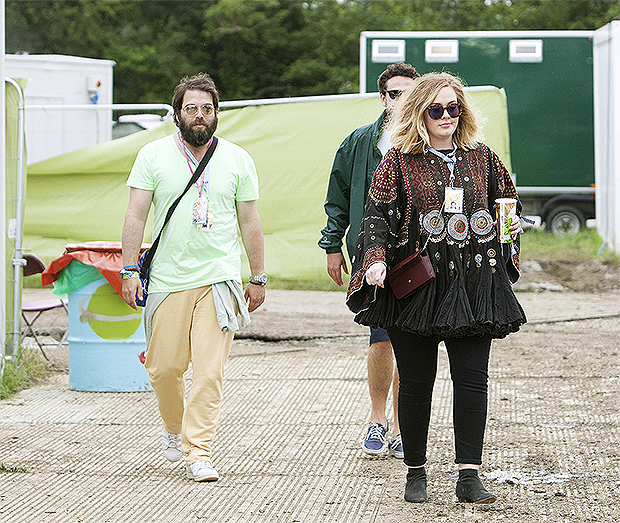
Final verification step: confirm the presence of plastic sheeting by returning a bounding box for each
[42,242,150,297]
[25,89,511,284]
[51,260,102,297]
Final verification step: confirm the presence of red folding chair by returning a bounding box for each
[21,253,68,361]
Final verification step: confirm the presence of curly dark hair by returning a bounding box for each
[377,63,420,93]
[172,73,219,124]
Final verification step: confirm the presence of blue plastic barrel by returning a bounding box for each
[67,277,151,392]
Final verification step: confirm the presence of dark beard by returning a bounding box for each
[177,114,218,148]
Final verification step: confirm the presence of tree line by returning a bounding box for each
[6,0,620,103]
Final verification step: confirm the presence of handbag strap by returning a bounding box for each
[140,136,218,277]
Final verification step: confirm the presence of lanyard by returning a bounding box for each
[427,143,457,186]
[178,132,212,198]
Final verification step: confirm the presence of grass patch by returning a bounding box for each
[267,277,345,292]
[520,227,620,264]
[0,463,28,473]
[1,349,51,400]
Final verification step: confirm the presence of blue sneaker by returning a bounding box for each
[388,433,404,459]
[362,421,389,456]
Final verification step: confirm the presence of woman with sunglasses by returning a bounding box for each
[346,72,526,504]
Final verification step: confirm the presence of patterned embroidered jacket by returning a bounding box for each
[346,143,527,339]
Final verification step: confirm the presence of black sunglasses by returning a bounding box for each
[427,103,462,120]
[385,89,402,100]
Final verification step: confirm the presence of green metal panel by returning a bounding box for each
[364,33,594,189]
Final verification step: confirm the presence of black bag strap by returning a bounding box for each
[140,136,218,278]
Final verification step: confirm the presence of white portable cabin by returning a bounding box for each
[4,54,115,164]
[593,20,620,255]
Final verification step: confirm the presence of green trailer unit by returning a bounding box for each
[361,30,595,234]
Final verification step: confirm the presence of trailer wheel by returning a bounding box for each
[545,205,585,236]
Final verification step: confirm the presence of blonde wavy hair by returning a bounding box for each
[388,72,483,155]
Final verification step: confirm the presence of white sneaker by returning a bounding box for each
[161,429,183,462]
[186,460,219,482]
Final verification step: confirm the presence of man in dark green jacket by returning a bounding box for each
[319,63,419,459]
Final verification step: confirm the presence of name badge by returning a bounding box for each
[197,211,214,231]
[445,187,463,214]
[192,196,208,225]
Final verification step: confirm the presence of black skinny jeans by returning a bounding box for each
[387,326,492,468]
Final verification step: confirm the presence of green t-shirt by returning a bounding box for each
[127,135,259,293]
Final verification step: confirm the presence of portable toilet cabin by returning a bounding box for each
[360,31,595,234]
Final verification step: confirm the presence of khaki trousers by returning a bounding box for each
[145,286,233,464]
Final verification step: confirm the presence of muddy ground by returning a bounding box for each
[5,258,620,523]
[515,257,620,293]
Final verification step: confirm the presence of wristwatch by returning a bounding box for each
[249,273,268,286]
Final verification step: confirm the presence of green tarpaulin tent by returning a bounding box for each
[25,88,511,287]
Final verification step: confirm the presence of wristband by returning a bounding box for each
[123,265,139,271]
[119,268,140,279]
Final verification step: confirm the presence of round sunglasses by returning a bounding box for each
[427,103,462,120]
[183,103,215,117]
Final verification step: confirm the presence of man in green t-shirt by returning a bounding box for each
[121,73,266,482]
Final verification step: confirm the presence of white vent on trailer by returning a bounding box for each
[425,40,459,63]
[371,39,406,63]
[509,39,543,62]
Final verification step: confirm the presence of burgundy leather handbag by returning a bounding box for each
[386,248,435,299]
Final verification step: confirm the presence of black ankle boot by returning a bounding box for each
[404,467,428,503]
[456,469,496,504]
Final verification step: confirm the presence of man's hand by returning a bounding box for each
[121,187,152,310]
[236,200,266,312]
[244,283,265,313]
[122,277,142,310]
[327,252,349,287]
[365,262,386,288]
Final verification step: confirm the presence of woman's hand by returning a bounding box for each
[493,216,523,240]
[510,216,523,240]
[365,262,387,288]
